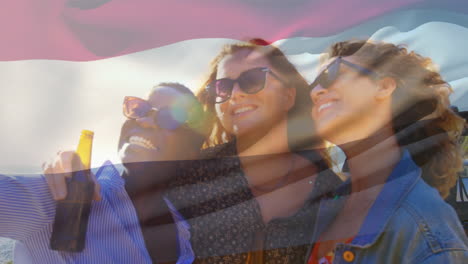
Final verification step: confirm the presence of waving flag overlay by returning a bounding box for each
[0,0,467,172]
[1,0,468,61]
[1,1,468,262]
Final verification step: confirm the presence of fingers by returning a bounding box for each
[58,151,77,179]
[43,150,77,200]
[70,152,101,201]
[43,160,67,200]
[43,150,102,202]
[43,161,58,200]
[90,172,102,201]
[70,153,101,201]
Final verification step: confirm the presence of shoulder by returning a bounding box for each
[387,178,468,261]
[419,250,468,263]
[401,177,463,233]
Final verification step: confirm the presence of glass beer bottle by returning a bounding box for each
[50,130,95,252]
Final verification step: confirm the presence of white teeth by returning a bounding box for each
[318,102,334,113]
[128,136,157,150]
[233,106,255,115]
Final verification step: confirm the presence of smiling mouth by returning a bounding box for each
[232,105,257,116]
[317,101,336,114]
[128,136,158,150]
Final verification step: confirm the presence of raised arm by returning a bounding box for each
[0,150,101,242]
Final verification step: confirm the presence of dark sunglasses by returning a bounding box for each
[123,96,190,130]
[206,67,287,103]
[309,56,379,90]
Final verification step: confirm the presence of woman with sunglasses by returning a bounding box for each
[2,83,205,263]
[306,40,468,263]
[168,40,341,263]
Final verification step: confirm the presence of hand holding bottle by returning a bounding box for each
[43,130,100,252]
[42,150,101,201]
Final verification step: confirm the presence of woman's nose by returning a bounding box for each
[310,83,327,103]
[135,112,158,129]
[230,83,246,102]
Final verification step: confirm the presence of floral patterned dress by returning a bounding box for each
[168,141,342,264]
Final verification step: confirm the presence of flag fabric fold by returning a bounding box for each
[2,0,468,61]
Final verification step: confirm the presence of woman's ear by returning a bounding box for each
[375,77,397,100]
[284,87,296,111]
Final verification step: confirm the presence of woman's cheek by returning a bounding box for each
[215,103,231,128]
[215,103,226,120]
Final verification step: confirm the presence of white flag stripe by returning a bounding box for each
[1,23,467,173]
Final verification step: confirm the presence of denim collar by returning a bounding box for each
[312,149,422,248]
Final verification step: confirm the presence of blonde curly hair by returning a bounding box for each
[196,39,317,153]
[324,40,466,198]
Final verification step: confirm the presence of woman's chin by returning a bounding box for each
[232,122,261,136]
[316,121,341,144]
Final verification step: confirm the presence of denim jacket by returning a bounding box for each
[306,150,468,263]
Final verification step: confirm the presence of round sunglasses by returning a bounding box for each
[309,56,379,90]
[123,96,190,130]
[206,67,287,103]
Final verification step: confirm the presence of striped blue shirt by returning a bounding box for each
[0,161,194,264]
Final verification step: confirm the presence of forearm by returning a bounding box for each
[0,174,55,241]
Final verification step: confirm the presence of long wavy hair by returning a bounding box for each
[324,40,466,198]
[196,40,317,153]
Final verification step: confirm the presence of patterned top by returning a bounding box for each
[169,141,342,264]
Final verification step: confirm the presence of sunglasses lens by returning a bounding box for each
[124,97,151,119]
[157,107,188,130]
[238,68,267,94]
[213,79,234,103]
[211,68,269,103]
[319,71,333,88]
[313,59,340,89]
[327,60,340,85]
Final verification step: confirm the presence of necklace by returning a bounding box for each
[250,154,296,194]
